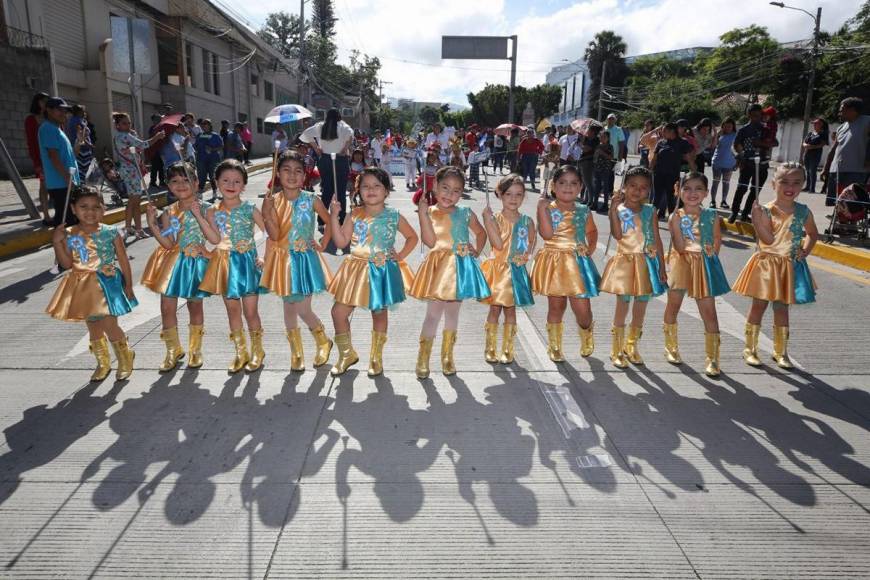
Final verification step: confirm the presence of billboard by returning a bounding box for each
[441,36,509,60]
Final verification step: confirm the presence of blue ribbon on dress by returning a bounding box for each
[515,224,529,253]
[679,215,695,241]
[296,197,312,222]
[619,208,636,234]
[215,211,229,235]
[161,216,181,238]
[67,235,88,263]
[549,209,563,229]
[354,220,369,243]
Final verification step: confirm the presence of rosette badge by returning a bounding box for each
[679,215,695,242]
[215,211,229,235]
[618,208,636,234]
[550,208,563,229]
[67,235,89,263]
[354,220,369,244]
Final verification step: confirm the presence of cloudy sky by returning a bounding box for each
[235,0,859,107]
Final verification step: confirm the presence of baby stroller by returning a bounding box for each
[96,158,127,208]
[825,181,869,242]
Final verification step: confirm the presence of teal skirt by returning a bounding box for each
[644,254,668,297]
[793,259,816,304]
[97,270,138,316]
[368,260,407,311]
[509,263,534,307]
[226,249,267,299]
[702,253,731,297]
[165,255,211,300]
[456,254,491,300]
[282,249,328,303]
[576,255,601,299]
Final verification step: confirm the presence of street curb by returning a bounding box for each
[0,162,273,260]
[720,218,870,273]
[0,193,169,259]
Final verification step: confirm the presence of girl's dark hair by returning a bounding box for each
[495,173,524,198]
[435,165,465,187]
[680,171,708,189]
[277,149,305,172]
[165,161,195,181]
[29,92,49,115]
[551,163,582,185]
[321,108,341,141]
[814,117,830,143]
[215,158,248,184]
[623,165,652,186]
[720,117,736,131]
[351,148,364,161]
[70,185,103,205]
[113,111,130,124]
[358,166,391,192]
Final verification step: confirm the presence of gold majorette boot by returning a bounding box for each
[624,326,644,365]
[330,332,359,376]
[246,328,266,371]
[484,322,499,363]
[228,329,250,374]
[111,336,135,381]
[610,326,629,369]
[310,324,333,367]
[441,330,458,376]
[772,325,794,369]
[705,332,721,377]
[742,322,762,366]
[663,323,682,364]
[579,322,595,357]
[286,328,305,371]
[500,323,517,364]
[416,336,435,379]
[159,327,185,372]
[89,337,112,382]
[546,322,565,362]
[188,325,204,369]
[368,330,387,377]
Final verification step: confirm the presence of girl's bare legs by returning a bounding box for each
[547,296,567,324]
[187,299,204,326]
[421,301,446,338]
[242,295,262,331]
[502,305,517,324]
[613,297,630,327]
[487,304,502,324]
[161,295,179,329]
[224,297,244,332]
[772,302,789,327]
[568,296,592,329]
[372,309,388,333]
[747,298,768,325]
[663,290,684,325]
[284,296,322,331]
[443,301,461,331]
[85,319,105,340]
[101,316,125,342]
[331,303,354,334]
[696,296,719,333]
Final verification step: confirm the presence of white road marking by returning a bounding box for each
[0,267,24,280]
[61,284,162,361]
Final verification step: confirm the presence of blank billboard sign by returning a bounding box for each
[442,36,509,60]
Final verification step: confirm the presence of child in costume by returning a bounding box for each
[143,162,220,371]
[600,166,667,368]
[411,166,491,378]
[531,165,600,361]
[348,148,365,203]
[412,150,441,206]
[480,174,536,364]
[402,139,418,190]
[732,162,818,369]
[327,167,419,376]
[199,159,268,373]
[663,172,730,376]
[260,150,334,372]
[46,186,138,381]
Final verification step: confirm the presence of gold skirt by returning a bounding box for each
[600,253,653,296]
[141,246,180,294]
[409,249,456,301]
[481,259,514,306]
[530,249,585,297]
[46,271,109,321]
[733,252,807,304]
[260,244,333,297]
[328,255,415,308]
[668,251,710,298]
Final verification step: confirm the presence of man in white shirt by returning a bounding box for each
[559,126,578,165]
[424,123,450,162]
[371,131,384,166]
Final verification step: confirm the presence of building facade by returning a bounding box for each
[545,60,591,126]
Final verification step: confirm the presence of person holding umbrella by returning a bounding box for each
[300,108,354,223]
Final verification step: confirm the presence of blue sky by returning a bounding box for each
[233,0,858,107]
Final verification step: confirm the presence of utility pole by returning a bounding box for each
[596,60,607,121]
[508,35,518,123]
[802,7,822,145]
[299,0,306,106]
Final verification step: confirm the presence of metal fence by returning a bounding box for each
[0,25,48,50]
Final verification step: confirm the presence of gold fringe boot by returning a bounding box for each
[546,322,565,362]
[484,322,499,363]
[89,337,112,382]
[610,326,629,369]
[188,325,204,369]
[330,332,359,376]
[246,328,266,371]
[441,330,458,376]
[286,328,305,371]
[159,327,185,372]
[663,323,682,364]
[310,324,333,367]
[368,330,387,377]
[228,329,249,373]
[772,325,793,369]
[742,322,762,366]
[500,323,517,364]
[111,336,135,381]
[579,322,595,357]
[624,326,644,365]
[705,332,721,377]
[416,336,434,379]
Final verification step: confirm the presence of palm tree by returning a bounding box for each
[584,31,629,119]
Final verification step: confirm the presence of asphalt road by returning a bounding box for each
[1,167,869,578]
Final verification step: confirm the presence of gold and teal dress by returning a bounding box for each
[46,224,138,321]
[259,191,332,302]
[141,201,212,300]
[667,208,730,298]
[600,203,667,299]
[531,201,600,298]
[409,206,491,301]
[328,206,415,310]
[481,212,534,307]
[733,201,816,304]
[199,200,265,299]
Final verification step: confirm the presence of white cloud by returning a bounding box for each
[242,0,859,106]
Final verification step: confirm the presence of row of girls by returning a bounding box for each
[47,150,818,382]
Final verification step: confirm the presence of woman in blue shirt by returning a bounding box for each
[710,118,737,209]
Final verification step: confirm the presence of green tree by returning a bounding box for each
[311,0,337,38]
[699,25,780,96]
[525,84,563,123]
[257,11,306,59]
[467,83,562,126]
[419,105,442,126]
[584,30,629,119]
[815,0,870,117]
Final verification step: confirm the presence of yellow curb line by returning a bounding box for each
[0,193,169,259]
[719,217,870,273]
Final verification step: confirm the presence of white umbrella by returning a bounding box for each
[264,104,314,124]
